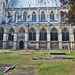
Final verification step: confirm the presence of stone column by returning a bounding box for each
[55,10,57,21]
[36,30,40,49]
[16,14,18,23]
[37,14,39,23]
[47,31,51,50]
[12,13,14,22]
[70,32,74,49]
[56,9,61,23]
[6,13,8,24]
[26,16,28,23]
[3,27,8,49]
[13,32,17,49]
[47,8,50,23]
[22,12,23,22]
[47,15,50,23]
[58,10,61,23]
[58,32,62,49]
[25,29,28,49]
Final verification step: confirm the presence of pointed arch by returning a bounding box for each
[40,28,47,41]
[50,11,55,21]
[23,12,27,22]
[60,11,64,21]
[61,14,64,21]
[19,28,25,33]
[19,41,24,49]
[32,12,36,21]
[62,28,69,41]
[41,11,45,21]
[8,28,14,41]
[51,28,58,41]
[18,28,25,38]
[29,28,36,41]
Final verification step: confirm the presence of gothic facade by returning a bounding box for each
[0,0,75,50]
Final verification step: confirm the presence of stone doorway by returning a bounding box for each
[19,41,24,49]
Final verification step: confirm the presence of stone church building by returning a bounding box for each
[0,0,75,50]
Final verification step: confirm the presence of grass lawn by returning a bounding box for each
[0,49,75,75]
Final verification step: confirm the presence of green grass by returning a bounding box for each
[0,49,75,75]
[0,73,4,75]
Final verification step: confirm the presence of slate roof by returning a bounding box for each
[8,0,61,8]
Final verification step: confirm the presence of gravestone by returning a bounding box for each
[50,53,73,59]
[0,67,10,73]
[4,72,36,75]
[0,64,16,73]
[44,53,48,54]
[0,64,16,68]
[50,53,66,55]
[45,57,53,60]
[21,54,33,55]
[0,52,13,54]
[15,66,36,71]
[32,57,44,60]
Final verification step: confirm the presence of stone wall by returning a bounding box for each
[0,24,75,50]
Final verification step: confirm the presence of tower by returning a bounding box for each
[0,0,7,24]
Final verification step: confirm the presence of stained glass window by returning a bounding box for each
[40,28,47,41]
[41,12,45,21]
[50,11,55,21]
[62,28,69,41]
[29,28,36,41]
[51,28,58,41]
[32,12,36,21]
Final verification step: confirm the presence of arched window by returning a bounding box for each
[61,15,64,21]
[19,28,25,38]
[23,12,27,22]
[50,11,55,21]
[60,11,64,21]
[32,12,36,21]
[8,28,14,41]
[62,28,69,41]
[74,29,75,41]
[40,28,47,41]
[0,28,4,41]
[41,12,45,21]
[51,28,58,41]
[29,28,36,41]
